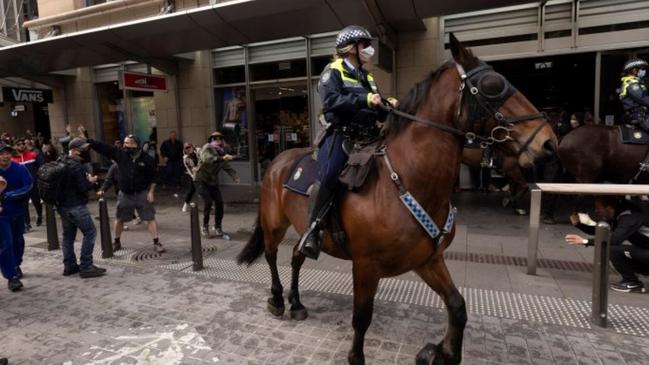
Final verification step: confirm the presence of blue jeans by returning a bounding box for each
[58,205,96,270]
[317,132,348,189]
[0,218,17,279]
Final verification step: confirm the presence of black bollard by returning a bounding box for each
[98,198,113,258]
[592,221,611,328]
[190,203,204,271]
[45,203,59,250]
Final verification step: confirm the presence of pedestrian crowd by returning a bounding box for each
[0,126,239,292]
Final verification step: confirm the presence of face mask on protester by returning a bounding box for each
[359,45,375,62]
[124,147,138,155]
[570,118,579,129]
[639,69,647,79]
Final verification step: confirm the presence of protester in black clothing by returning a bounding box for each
[56,138,106,278]
[181,143,198,212]
[566,197,649,293]
[83,127,164,253]
[160,131,183,188]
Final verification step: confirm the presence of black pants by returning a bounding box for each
[196,183,224,228]
[183,175,195,204]
[610,245,649,282]
[25,187,43,226]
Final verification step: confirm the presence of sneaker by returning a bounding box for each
[153,242,166,253]
[79,265,106,278]
[611,281,646,293]
[113,240,122,252]
[134,219,143,226]
[213,227,224,237]
[8,277,23,291]
[542,215,556,225]
[123,225,129,231]
[24,224,32,233]
[63,265,80,276]
[201,226,209,238]
[15,267,23,279]
[36,216,43,226]
[182,203,189,212]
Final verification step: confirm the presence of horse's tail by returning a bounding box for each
[237,214,265,266]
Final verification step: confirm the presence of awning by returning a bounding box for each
[0,0,532,78]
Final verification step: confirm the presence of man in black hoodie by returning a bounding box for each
[57,138,106,278]
[84,128,164,254]
[566,196,649,293]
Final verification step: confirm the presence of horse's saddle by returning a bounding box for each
[618,125,649,145]
[283,141,381,196]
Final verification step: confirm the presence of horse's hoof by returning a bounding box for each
[415,343,441,365]
[347,352,365,365]
[290,308,308,321]
[267,297,285,317]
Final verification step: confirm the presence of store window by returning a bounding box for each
[250,59,307,81]
[214,66,245,84]
[311,56,331,76]
[253,82,310,175]
[96,82,125,144]
[215,87,249,161]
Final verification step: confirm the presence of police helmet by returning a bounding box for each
[335,25,372,49]
[623,58,649,74]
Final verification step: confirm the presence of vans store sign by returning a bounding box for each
[120,71,167,92]
[2,88,53,103]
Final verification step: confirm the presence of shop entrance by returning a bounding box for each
[491,53,596,123]
[253,81,310,175]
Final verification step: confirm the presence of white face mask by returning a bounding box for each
[359,45,375,62]
[570,119,579,128]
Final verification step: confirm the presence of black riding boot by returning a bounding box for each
[299,185,335,260]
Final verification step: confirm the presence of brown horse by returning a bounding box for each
[237,35,557,365]
[559,125,649,184]
[461,148,530,214]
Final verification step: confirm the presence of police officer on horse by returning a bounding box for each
[619,58,649,132]
[298,25,394,260]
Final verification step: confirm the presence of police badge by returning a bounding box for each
[293,167,303,181]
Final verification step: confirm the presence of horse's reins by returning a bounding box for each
[381,62,549,158]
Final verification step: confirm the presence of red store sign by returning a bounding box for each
[120,71,167,92]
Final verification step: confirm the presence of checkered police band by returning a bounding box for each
[336,25,372,49]
[623,58,649,73]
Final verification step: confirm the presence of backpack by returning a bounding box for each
[37,158,68,205]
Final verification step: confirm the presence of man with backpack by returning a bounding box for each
[52,137,105,278]
[0,142,32,290]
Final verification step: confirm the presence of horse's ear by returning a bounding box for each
[449,33,478,68]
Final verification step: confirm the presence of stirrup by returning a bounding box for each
[297,221,318,251]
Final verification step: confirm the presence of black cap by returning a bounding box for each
[0,142,14,153]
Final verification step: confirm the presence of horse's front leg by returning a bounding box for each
[348,260,379,365]
[287,246,308,320]
[415,255,466,365]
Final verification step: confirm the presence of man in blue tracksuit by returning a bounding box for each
[0,142,32,291]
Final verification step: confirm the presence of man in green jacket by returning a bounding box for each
[195,131,239,237]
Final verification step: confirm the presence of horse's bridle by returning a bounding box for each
[386,62,548,158]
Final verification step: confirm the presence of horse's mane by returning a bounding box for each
[384,54,480,137]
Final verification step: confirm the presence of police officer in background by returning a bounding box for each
[298,25,396,260]
[619,58,649,132]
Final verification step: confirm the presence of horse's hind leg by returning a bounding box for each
[288,246,308,320]
[415,256,466,365]
[265,226,288,317]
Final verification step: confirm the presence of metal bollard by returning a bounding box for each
[592,221,611,328]
[45,203,59,250]
[98,198,113,258]
[190,202,204,271]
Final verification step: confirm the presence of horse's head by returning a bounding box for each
[449,34,558,168]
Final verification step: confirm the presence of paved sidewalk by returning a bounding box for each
[1,191,648,364]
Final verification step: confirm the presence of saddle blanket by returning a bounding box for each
[283,153,319,196]
[619,125,649,145]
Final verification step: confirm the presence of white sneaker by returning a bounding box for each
[182,203,189,212]
[123,225,129,231]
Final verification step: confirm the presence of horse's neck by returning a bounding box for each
[387,123,462,208]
